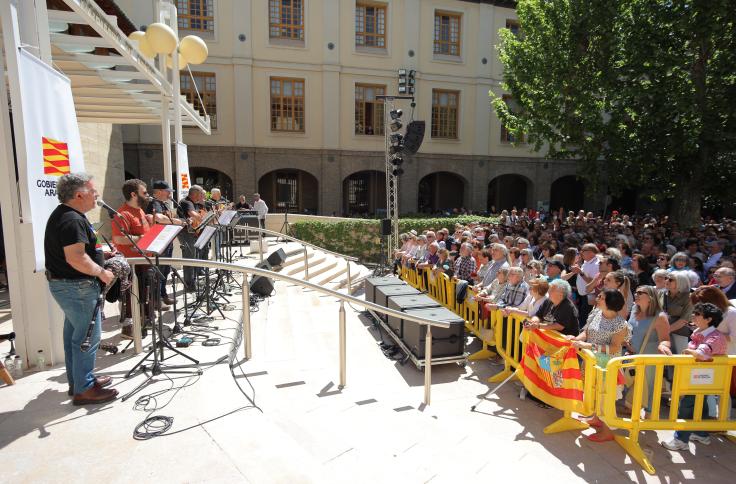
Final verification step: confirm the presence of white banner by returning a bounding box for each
[16,49,85,271]
[176,142,190,198]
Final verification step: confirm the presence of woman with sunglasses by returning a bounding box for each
[568,289,631,442]
[624,286,672,413]
[656,254,670,270]
[667,251,701,288]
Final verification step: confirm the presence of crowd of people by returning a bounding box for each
[393,207,736,449]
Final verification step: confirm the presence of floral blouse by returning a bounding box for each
[584,308,632,349]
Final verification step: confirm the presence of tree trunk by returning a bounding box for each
[669,181,702,228]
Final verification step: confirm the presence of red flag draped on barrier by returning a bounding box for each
[517,329,586,413]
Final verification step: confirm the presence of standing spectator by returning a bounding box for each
[663,272,693,355]
[713,267,736,299]
[631,254,654,287]
[252,192,268,229]
[703,240,724,273]
[667,252,701,288]
[572,243,600,328]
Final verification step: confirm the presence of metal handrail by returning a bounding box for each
[233,225,359,262]
[126,257,449,405]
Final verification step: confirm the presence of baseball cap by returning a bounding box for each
[152,180,173,192]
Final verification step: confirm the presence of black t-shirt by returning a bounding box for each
[235,201,250,210]
[535,298,580,336]
[44,204,104,279]
[177,197,202,219]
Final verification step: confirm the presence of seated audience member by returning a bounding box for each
[487,266,528,311]
[477,244,509,288]
[656,254,670,271]
[524,259,545,282]
[662,303,727,451]
[417,242,440,270]
[508,247,521,267]
[503,279,549,319]
[526,279,580,336]
[476,267,509,304]
[433,248,453,278]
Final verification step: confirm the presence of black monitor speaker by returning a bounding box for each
[381,219,392,236]
[277,183,291,203]
[250,275,274,297]
[402,121,425,155]
[266,248,287,267]
[255,260,272,270]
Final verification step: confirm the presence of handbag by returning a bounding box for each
[623,315,657,406]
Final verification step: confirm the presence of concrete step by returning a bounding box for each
[282,247,315,268]
[286,254,326,276]
[313,260,349,286]
[303,256,339,280]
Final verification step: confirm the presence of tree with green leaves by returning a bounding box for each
[492,0,736,226]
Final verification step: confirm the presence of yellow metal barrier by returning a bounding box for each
[596,354,736,475]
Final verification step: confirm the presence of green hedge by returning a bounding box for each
[292,216,500,263]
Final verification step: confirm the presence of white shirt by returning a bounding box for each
[576,256,600,296]
[253,199,268,218]
[717,306,736,355]
[703,251,722,272]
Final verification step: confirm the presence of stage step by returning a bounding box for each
[285,254,326,276]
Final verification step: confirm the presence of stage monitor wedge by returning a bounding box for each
[266,248,287,267]
[250,275,274,296]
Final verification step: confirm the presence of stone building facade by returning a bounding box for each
[119,0,589,216]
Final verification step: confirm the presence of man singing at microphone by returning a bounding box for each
[45,173,117,405]
[111,179,154,338]
[147,180,185,306]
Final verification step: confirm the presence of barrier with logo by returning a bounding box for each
[594,355,736,474]
[399,265,736,475]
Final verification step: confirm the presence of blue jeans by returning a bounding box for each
[48,278,101,395]
[674,395,710,442]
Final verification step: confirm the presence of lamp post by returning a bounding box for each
[127,21,209,193]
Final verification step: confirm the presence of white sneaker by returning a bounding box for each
[689,434,711,445]
[661,438,689,451]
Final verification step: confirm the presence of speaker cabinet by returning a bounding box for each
[381,218,392,236]
[364,277,405,304]
[250,275,274,296]
[255,260,271,270]
[277,183,291,203]
[266,248,287,267]
[402,121,425,155]
[402,306,465,359]
[374,284,420,321]
[386,294,440,338]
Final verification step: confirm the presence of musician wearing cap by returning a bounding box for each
[177,184,207,291]
[112,179,155,339]
[44,173,117,405]
[147,180,185,305]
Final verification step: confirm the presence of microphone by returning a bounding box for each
[97,199,118,218]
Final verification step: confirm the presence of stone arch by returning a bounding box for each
[190,167,234,200]
[549,175,586,213]
[418,172,467,214]
[258,169,319,214]
[487,174,533,212]
[342,170,386,217]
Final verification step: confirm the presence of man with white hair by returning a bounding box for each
[714,267,736,299]
[252,192,268,229]
[479,243,510,287]
[703,240,725,273]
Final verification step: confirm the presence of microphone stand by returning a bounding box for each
[97,200,201,402]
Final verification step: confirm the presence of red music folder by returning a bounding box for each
[137,224,183,256]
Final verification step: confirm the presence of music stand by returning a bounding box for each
[123,223,202,401]
[186,226,226,320]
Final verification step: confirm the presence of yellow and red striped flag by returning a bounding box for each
[42,137,70,176]
[517,329,585,413]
